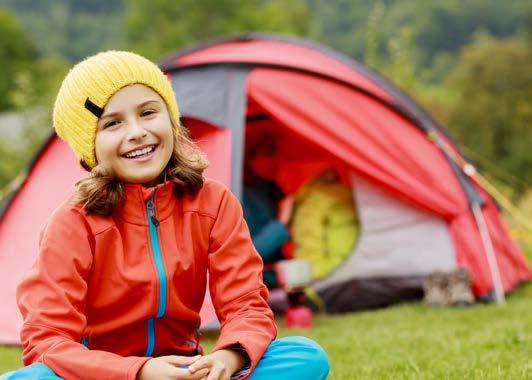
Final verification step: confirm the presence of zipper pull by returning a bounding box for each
[146,199,160,227]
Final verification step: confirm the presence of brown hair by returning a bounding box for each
[73,122,208,215]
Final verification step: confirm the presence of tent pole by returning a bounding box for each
[471,202,505,305]
[430,133,506,305]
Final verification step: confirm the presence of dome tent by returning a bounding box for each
[0,34,530,343]
[159,33,530,308]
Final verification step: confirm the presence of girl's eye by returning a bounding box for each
[141,109,156,117]
[103,120,119,129]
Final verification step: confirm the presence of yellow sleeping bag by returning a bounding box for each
[292,179,358,279]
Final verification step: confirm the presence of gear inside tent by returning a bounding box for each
[1,33,531,344]
[241,114,360,286]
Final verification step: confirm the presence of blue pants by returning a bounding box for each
[1,336,329,380]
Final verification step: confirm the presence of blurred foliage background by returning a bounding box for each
[0,1,531,241]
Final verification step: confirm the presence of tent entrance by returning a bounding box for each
[243,100,456,312]
[242,113,359,282]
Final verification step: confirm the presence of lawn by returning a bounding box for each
[1,282,531,379]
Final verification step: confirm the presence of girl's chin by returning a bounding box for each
[117,174,162,186]
[121,172,167,187]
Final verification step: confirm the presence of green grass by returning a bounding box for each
[2,282,531,379]
[0,346,21,374]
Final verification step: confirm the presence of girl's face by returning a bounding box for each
[95,84,174,187]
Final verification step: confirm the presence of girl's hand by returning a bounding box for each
[137,355,208,380]
[188,349,246,380]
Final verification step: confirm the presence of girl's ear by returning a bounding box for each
[80,160,92,172]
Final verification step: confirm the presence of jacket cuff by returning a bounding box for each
[226,344,251,379]
[231,366,251,379]
[214,341,255,379]
[126,356,151,380]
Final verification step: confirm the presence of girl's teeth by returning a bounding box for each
[126,146,154,158]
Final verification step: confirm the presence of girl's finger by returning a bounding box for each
[165,354,202,367]
[205,363,226,380]
[170,366,208,379]
[189,368,210,380]
[188,357,213,373]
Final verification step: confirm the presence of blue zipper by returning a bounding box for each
[144,190,167,356]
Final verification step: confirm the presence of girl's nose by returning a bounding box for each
[126,119,147,141]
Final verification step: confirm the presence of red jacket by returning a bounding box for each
[17,179,277,379]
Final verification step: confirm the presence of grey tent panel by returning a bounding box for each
[171,66,250,197]
[314,173,456,292]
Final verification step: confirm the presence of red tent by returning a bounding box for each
[0,34,530,343]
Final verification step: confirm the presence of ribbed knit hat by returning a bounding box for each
[53,50,180,169]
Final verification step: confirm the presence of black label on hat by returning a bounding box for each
[84,98,104,118]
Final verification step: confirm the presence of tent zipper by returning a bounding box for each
[144,189,167,356]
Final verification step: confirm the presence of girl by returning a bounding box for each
[2,51,329,380]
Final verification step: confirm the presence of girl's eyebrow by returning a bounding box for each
[137,99,161,108]
[100,99,161,120]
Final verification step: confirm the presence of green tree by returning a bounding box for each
[0,8,69,191]
[125,0,310,60]
[306,0,374,62]
[306,0,530,82]
[0,7,37,110]
[0,0,125,62]
[0,139,21,191]
[29,55,71,106]
[447,35,532,189]
[525,3,532,44]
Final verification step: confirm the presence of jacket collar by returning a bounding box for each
[117,180,176,225]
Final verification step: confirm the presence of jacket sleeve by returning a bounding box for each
[208,186,277,377]
[17,205,149,380]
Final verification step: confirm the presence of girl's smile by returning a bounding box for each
[122,144,157,160]
[95,84,175,186]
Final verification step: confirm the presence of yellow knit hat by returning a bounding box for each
[53,50,180,169]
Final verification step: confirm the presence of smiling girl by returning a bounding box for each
[2,51,329,380]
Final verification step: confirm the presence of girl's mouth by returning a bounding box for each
[122,144,157,160]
